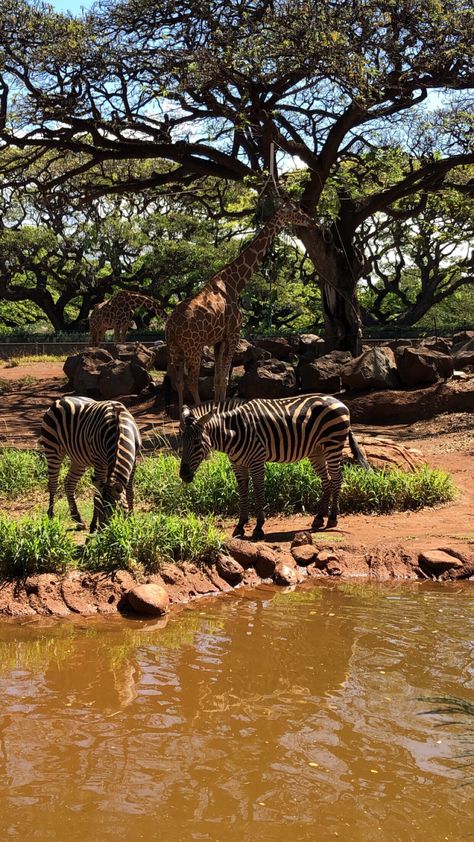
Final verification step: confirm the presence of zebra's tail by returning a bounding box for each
[348,429,372,471]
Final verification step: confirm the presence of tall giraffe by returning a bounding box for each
[89,291,164,346]
[165,202,314,413]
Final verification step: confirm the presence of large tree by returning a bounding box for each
[0,0,473,351]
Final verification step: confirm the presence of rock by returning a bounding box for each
[326,560,343,576]
[113,342,155,371]
[241,344,272,371]
[341,347,400,390]
[418,550,464,573]
[274,561,299,586]
[291,531,313,548]
[254,545,277,579]
[316,549,339,567]
[225,538,260,569]
[453,350,474,371]
[452,331,474,354]
[297,350,351,394]
[291,544,319,566]
[395,347,453,387]
[298,334,325,356]
[61,571,98,615]
[152,341,168,371]
[216,553,245,585]
[255,337,298,362]
[238,359,297,399]
[421,337,452,354]
[127,583,170,616]
[98,359,151,399]
[25,574,70,617]
[346,379,474,424]
[342,434,425,472]
[231,338,254,366]
[63,348,114,395]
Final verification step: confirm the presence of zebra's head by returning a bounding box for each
[179,406,213,483]
[94,478,127,525]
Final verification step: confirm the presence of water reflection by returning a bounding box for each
[0,582,472,841]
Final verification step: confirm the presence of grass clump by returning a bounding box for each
[0,449,48,498]
[81,511,224,574]
[136,453,456,517]
[0,515,76,578]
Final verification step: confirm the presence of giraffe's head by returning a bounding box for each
[179,406,213,483]
[273,201,314,229]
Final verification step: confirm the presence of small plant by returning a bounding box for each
[81,511,224,573]
[0,449,48,497]
[0,515,76,578]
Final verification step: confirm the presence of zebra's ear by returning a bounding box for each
[196,411,214,429]
[181,406,194,426]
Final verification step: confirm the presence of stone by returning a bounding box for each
[254,545,277,579]
[297,350,351,394]
[316,549,339,567]
[241,344,272,371]
[342,433,424,472]
[231,338,254,366]
[418,550,464,573]
[127,583,170,616]
[452,331,474,354]
[215,553,245,585]
[238,359,297,399]
[273,561,299,586]
[63,348,114,395]
[291,531,313,548]
[152,341,168,371]
[421,337,452,354]
[224,538,260,569]
[113,342,155,371]
[98,359,151,399]
[298,334,325,356]
[341,347,400,391]
[395,347,453,387]
[291,544,319,566]
[453,350,474,371]
[346,380,474,425]
[326,560,343,576]
[255,337,298,362]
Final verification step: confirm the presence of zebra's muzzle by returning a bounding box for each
[180,464,194,483]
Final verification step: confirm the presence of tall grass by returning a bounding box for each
[135,453,456,516]
[80,511,224,573]
[0,515,76,578]
[0,449,48,497]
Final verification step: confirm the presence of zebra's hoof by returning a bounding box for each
[326,518,338,529]
[75,521,87,531]
[311,517,325,531]
[232,525,246,538]
[251,528,265,542]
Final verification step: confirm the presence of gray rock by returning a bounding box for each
[255,337,298,362]
[238,358,297,399]
[395,347,453,386]
[99,360,151,399]
[297,350,351,394]
[341,347,400,391]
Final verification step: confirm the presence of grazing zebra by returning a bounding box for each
[40,396,141,532]
[179,394,370,540]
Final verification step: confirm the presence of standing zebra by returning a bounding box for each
[40,397,141,532]
[179,395,370,540]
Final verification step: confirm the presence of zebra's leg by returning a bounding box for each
[90,490,103,533]
[309,449,331,530]
[326,450,344,528]
[45,452,63,519]
[231,464,250,537]
[250,461,266,541]
[64,462,87,530]
[125,463,136,515]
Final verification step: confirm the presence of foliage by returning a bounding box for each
[0,515,76,577]
[80,511,224,573]
[0,448,48,497]
[135,453,455,516]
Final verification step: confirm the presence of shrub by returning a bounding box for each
[0,449,48,498]
[80,511,224,573]
[0,515,76,578]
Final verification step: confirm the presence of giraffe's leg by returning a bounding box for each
[186,359,202,408]
[250,460,266,541]
[64,462,87,530]
[309,448,331,530]
[326,447,344,529]
[45,451,64,519]
[213,341,225,402]
[220,334,240,400]
[231,463,250,537]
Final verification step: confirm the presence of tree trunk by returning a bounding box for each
[299,227,362,356]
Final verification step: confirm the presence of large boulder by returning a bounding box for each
[297,350,351,394]
[298,334,325,357]
[341,347,400,391]
[98,360,151,399]
[112,342,155,371]
[63,348,114,396]
[152,341,168,371]
[254,337,298,362]
[346,379,474,424]
[231,338,254,366]
[395,347,453,387]
[452,330,474,354]
[238,358,297,399]
[342,434,425,472]
[241,344,272,371]
[421,336,452,354]
[451,334,474,370]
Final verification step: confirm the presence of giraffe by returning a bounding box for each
[165,201,314,413]
[89,291,164,346]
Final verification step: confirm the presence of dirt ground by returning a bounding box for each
[0,362,473,557]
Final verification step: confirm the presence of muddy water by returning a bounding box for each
[0,583,472,842]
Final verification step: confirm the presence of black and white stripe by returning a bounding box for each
[180,394,370,540]
[40,397,141,531]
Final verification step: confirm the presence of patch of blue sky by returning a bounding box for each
[48,0,95,13]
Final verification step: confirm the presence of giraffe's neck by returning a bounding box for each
[124,293,156,312]
[217,215,284,295]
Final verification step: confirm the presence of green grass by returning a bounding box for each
[0,354,64,367]
[0,515,76,578]
[0,449,48,497]
[134,453,456,517]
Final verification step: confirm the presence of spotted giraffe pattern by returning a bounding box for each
[89,291,163,346]
[165,202,314,413]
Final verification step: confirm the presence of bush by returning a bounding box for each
[136,453,456,517]
[80,511,224,573]
[0,515,76,578]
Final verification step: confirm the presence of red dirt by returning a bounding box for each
[0,364,472,617]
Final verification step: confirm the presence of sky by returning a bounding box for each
[49,0,95,13]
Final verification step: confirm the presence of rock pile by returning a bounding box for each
[64,343,153,399]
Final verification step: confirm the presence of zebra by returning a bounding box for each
[179,394,371,540]
[40,396,141,532]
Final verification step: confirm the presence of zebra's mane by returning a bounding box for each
[189,398,247,420]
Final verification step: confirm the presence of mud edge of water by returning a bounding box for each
[0,537,473,619]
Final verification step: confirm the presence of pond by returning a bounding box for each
[0,581,472,841]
